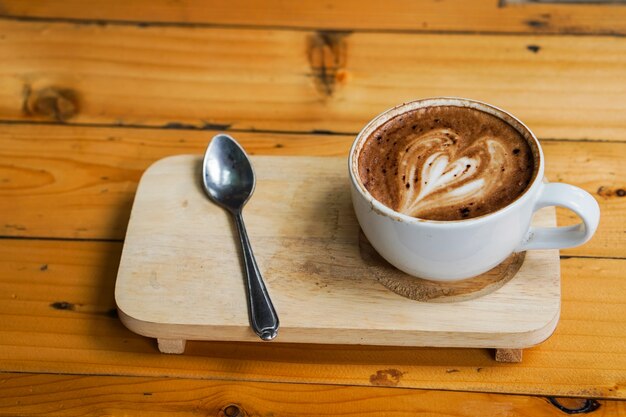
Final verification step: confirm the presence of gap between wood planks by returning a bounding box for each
[0,120,624,144]
[0,14,625,38]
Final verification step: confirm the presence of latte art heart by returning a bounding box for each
[397,130,508,218]
[358,106,535,221]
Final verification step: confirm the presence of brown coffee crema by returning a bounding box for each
[358,106,536,221]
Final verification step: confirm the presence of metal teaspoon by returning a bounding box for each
[201,134,279,341]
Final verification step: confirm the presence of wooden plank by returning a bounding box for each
[542,141,625,259]
[0,373,623,417]
[1,0,626,35]
[0,239,624,399]
[0,124,623,258]
[1,20,626,140]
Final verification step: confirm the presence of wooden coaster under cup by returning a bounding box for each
[359,231,526,303]
[115,155,560,362]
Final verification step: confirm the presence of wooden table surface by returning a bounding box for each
[1,1,625,415]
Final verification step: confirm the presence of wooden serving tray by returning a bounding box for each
[115,155,560,361]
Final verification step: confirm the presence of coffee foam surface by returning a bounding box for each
[357,106,535,221]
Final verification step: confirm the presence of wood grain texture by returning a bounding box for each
[2,0,626,35]
[1,19,626,140]
[0,239,624,398]
[115,155,559,350]
[0,124,623,258]
[1,373,624,417]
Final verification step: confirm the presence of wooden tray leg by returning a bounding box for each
[495,348,523,363]
[157,338,187,354]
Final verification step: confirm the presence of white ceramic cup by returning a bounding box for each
[349,98,600,281]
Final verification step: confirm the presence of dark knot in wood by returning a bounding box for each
[369,368,405,386]
[219,404,246,417]
[597,186,625,198]
[547,397,601,414]
[23,86,78,122]
[307,31,350,97]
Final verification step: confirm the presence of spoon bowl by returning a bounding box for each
[202,134,255,212]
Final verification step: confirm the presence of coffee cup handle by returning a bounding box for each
[515,182,600,252]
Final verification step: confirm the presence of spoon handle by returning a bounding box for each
[233,211,279,341]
